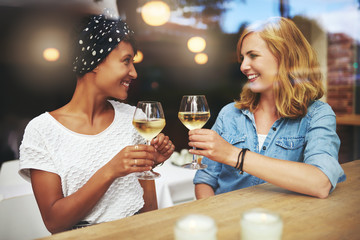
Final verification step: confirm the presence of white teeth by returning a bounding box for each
[121,81,130,87]
[248,74,258,80]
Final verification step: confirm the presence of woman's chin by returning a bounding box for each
[249,86,261,93]
[114,94,128,101]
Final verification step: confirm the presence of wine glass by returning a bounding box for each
[178,95,210,169]
[132,101,166,180]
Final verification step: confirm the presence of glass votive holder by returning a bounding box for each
[174,214,217,240]
[240,208,283,240]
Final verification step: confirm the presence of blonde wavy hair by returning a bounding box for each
[235,17,324,119]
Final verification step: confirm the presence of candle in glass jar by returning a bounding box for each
[174,214,217,240]
[240,208,283,240]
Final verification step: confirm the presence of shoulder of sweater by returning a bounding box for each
[25,112,51,129]
[109,100,135,115]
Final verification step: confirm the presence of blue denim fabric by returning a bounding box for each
[193,100,346,194]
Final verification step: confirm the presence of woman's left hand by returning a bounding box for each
[188,129,238,166]
[151,133,175,165]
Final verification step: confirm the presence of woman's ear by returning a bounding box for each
[92,66,99,73]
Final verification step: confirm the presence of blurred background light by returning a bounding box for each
[187,36,206,53]
[141,1,170,26]
[194,53,208,65]
[151,81,159,89]
[42,48,60,62]
[134,50,144,63]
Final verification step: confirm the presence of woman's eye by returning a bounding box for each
[250,54,258,59]
[124,58,131,64]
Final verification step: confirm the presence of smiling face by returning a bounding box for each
[240,32,279,96]
[93,41,137,100]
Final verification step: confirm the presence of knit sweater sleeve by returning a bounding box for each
[19,115,58,182]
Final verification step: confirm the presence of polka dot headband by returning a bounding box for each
[73,14,135,76]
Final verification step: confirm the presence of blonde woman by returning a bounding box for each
[190,17,345,199]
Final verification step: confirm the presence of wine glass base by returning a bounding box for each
[181,163,207,170]
[135,170,161,180]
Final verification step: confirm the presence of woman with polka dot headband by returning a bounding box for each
[19,13,175,233]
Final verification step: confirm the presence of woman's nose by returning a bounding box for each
[240,59,250,73]
[130,64,138,79]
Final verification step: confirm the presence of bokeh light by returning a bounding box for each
[151,81,159,89]
[141,1,170,26]
[187,36,206,53]
[194,53,208,65]
[134,50,144,63]
[43,48,60,62]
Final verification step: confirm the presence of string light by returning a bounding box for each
[43,48,60,62]
[194,53,208,65]
[141,1,170,26]
[187,36,206,53]
[134,50,144,63]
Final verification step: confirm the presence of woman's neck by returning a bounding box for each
[50,75,114,134]
[67,76,112,124]
[254,93,279,135]
[257,93,278,117]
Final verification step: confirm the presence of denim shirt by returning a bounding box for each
[193,100,346,194]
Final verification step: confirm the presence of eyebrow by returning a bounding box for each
[246,50,258,55]
[122,53,133,59]
[240,49,258,57]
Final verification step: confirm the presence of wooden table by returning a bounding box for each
[39,160,360,240]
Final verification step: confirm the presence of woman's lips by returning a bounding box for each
[247,74,259,82]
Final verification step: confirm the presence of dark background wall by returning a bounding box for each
[0,4,246,165]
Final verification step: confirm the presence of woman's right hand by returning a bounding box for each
[188,129,239,166]
[106,144,156,179]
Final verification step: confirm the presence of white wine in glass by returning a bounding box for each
[132,101,166,180]
[178,95,210,169]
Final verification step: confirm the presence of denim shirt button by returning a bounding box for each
[262,146,266,150]
[272,127,277,131]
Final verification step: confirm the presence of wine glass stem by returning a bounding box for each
[146,140,153,174]
[192,146,197,166]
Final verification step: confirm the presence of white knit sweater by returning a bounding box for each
[19,100,145,224]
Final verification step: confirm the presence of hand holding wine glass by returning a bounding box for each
[178,95,210,169]
[132,101,166,179]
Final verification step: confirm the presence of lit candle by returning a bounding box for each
[240,208,283,240]
[174,214,217,240]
